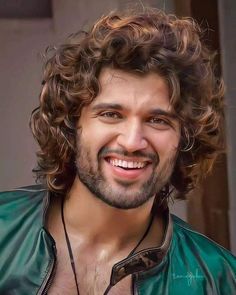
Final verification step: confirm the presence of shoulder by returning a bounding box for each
[0,184,48,254]
[172,214,236,263]
[0,185,55,293]
[170,214,236,293]
[172,214,235,256]
[0,184,46,206]
[0,184,47,229]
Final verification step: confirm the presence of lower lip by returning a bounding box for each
[105,160,150,180]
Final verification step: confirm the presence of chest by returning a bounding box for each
[47,251,133,295]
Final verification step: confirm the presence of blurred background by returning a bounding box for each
[0,0,235,254]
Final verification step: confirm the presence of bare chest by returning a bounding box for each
[48,253,132,295]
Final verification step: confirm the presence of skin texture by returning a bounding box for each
[47,68,181,295]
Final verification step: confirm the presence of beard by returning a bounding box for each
[76,140,177,210]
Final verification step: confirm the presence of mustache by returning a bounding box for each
[98,147,159,165]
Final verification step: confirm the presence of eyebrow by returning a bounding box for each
[91,103,123,111]
[149,109,178,119]
[91,103,177,119]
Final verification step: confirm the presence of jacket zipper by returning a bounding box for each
[37,191,57,294]
[37,244,57,295]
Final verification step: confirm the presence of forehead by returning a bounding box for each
[91,67,172,112]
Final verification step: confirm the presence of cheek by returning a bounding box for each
[151,132,180,156]
[78,124,118,154]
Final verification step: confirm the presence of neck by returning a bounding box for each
[63,177,155,247]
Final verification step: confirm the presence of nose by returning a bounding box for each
[117,119,148,152]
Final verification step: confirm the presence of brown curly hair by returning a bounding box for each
[30,7,224,198]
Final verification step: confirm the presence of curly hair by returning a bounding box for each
[30,7,224,198]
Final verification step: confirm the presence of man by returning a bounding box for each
[0,7,235,295]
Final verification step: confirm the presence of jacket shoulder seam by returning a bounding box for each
[1,186,46,194]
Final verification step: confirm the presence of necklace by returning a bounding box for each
[61,200,80,295]
[61,199,154,295]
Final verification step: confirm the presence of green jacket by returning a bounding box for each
[0,185,235,294]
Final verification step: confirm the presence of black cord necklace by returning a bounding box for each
[61,199,80,295]
[61,199,154,295]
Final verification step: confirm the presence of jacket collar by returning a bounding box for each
[109,209,172,285]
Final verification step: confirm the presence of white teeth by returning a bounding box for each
[109,158,146,169]
[128,162,134,168]
[122,160,128,168]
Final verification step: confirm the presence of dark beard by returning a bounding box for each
[76,143,177,210]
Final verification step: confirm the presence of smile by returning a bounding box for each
[104,156,151,181]
[106,157,149,169]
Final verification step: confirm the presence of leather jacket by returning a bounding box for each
[0,185,235,294]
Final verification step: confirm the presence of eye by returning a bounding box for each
[149,117,168,124]
[100,111,122,118]
[98,111,123,123]
[148,116,172,129]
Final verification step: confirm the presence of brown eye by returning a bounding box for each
[149,117,169,125]
[100,111,122,119]
[148,116,173,130]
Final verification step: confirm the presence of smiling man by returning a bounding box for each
[0,7,235,295]
[76,69,180,210]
